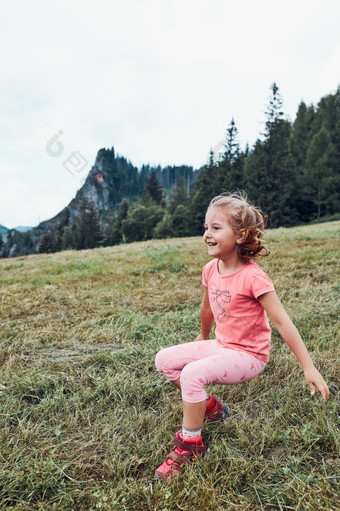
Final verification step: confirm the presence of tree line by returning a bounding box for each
[1,83,339,256]
[68,83,339,250]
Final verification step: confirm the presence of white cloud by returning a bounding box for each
[310,45,340,102]
[0,178,33,228]
[0,0,339,227]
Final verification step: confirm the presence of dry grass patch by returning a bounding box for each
[0,222,339,510]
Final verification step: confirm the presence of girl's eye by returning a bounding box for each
[204,225,221,231]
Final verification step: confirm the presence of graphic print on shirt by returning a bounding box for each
[210,282,232,323]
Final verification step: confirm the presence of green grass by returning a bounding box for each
[0,222,339,510]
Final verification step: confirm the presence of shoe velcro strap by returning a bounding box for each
[168,450,192,467]
[174,437,207,455]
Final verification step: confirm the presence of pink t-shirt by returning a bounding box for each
[202,259,275,362]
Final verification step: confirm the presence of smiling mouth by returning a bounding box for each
[207,242,217,246]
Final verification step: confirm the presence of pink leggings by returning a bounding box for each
[155,340,266,403]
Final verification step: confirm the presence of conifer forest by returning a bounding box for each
[1,84,339,257]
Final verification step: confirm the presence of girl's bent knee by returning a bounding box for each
[180,364,207,403]
[155,346,174,373]
[155,346,183,382]
[155,349,166,373]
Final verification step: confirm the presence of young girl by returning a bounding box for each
[154,192,329,481]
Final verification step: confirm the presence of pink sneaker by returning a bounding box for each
[154,431,207,481]
[205,394,229,422]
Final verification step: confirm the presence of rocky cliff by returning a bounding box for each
[2,147,197,257]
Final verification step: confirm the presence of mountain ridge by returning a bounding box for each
[2,147,197,257]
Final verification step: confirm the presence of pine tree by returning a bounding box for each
[188,163,222,235]
[224,152,246,192]
[169,177,188,214]
[305,126,336,219]
[62,224,77,250]
[110,199,129,245]
[53,208,70,252]
[39,230,55,253]
[73,198,102,249]
[224,118,240,165]
[244,83,298,227]
[264,82,284,135]
[171,204,191,237]
[289,102,316,221]
[289,102,315,169]
[244,138,268,206]
[309,88,340,216]
[141,171,163,204]
[208,149,215,168]
[221,118,244,191]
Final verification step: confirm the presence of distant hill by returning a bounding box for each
[14,226,33,233]
[0,225,9,237]
[2,147,197,257]
[1,225,32,236]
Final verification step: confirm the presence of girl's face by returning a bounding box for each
[203,207,241,260]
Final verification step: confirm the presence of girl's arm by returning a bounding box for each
[258,291,330,399]
[194,286,214,341]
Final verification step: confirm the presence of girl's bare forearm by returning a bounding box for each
[275,321,315,370]
[200,308,214,338]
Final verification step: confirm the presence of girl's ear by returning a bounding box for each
[236,229,247,245]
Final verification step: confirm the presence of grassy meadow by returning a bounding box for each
[0,221,339,511]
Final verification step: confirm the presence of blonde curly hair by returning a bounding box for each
[207,192,270,260]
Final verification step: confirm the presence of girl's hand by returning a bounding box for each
[304,366,330,400]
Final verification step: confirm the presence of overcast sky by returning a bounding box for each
[0,0,339,228]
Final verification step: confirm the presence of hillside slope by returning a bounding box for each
[0,222,339,510]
